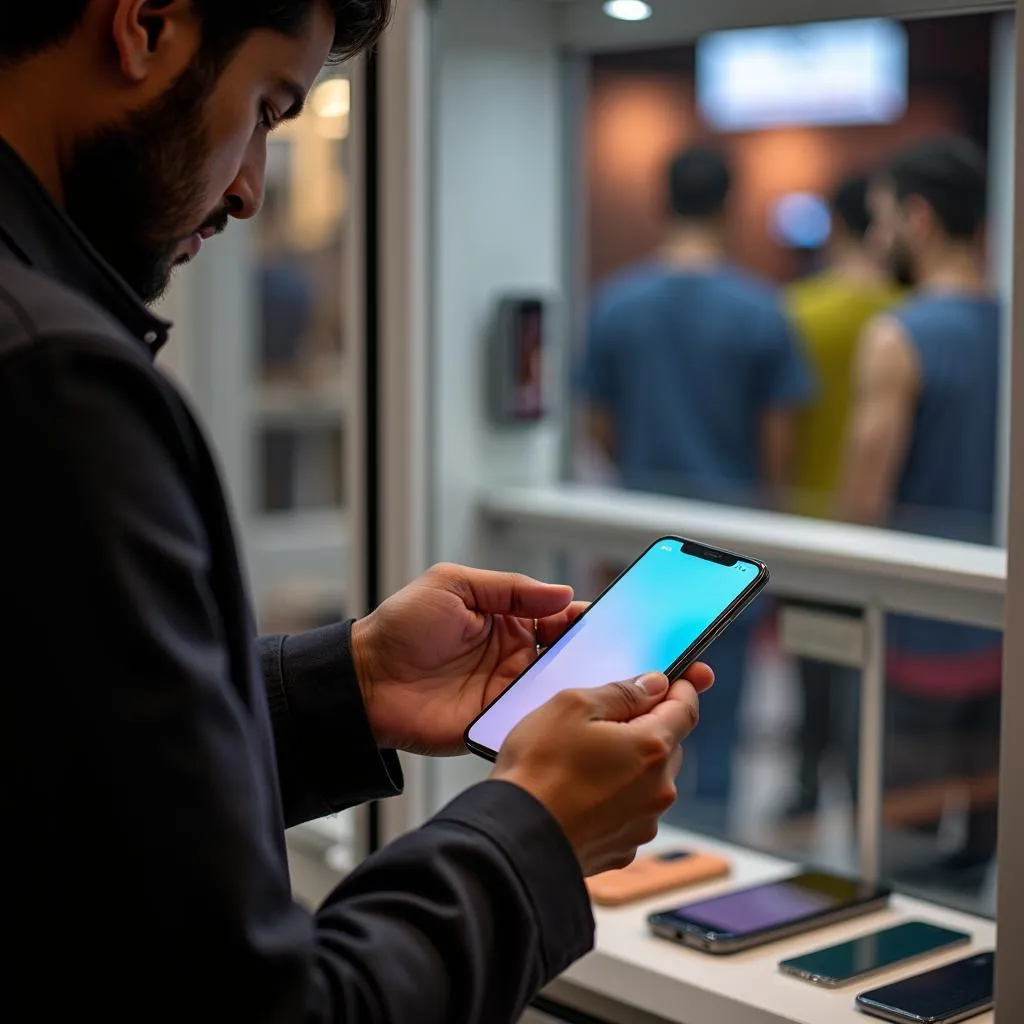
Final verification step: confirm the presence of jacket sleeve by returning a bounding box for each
[257,625,404,827]
[3,341,595,1022]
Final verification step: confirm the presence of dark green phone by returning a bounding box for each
[779,921,971,989]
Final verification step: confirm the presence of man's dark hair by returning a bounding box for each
[831,175,872,240]
[884,137,988,241]
[0,1,393,66]
[666,145,733,220]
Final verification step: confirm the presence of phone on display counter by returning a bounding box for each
[586,849,731,907]
[648,871,892,955]
[855,951,995,1023]
[779,921,972,989]
[464,536,769,761]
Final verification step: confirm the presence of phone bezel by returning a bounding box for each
[646,871,892,956]
[777,921,972,989]
[463,534,769,762]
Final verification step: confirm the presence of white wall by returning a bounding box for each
[429,0,566,807]
[432,0,566,567]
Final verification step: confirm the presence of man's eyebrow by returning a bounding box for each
[277,78,307,120]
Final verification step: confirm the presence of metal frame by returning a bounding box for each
[995,9,1023,1018]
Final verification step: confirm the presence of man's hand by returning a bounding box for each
[494,668,714,877]
[351,563,587,756]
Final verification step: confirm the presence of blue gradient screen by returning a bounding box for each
[468,539,761,754]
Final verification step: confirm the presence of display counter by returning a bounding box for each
[543,826,995,1024]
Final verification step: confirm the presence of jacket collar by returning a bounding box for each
[0,135,170,356]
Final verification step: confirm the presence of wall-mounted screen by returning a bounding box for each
[697,18,908,131]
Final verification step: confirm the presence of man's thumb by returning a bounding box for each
[587,673,669,723]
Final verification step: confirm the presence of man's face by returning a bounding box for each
[867,181,915,287]
[65,4,334,304]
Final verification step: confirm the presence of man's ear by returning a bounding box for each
[111,0,198,83]
[903,194,933,242]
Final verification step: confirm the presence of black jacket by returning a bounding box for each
[0,137,593,1021]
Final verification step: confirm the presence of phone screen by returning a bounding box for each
[859,951,995,1021]
[781,921,971,984]
[466,538,764,756]
[660,872,880,937]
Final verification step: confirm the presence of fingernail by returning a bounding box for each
[636,673,668,696]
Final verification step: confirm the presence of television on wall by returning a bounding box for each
[697,18,909,131]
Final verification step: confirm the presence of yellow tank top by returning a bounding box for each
[786,272,905,518]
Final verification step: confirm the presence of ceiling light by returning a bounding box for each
[603,0,653,22]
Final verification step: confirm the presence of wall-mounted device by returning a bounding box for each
[488,295,550,424]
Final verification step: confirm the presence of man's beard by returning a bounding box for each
[64,62,224,304]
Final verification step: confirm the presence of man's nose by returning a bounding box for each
[225,161,266,221]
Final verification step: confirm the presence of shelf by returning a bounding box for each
[254,379,348,426]
[480,484,1006,629]
[553,826,995,1024]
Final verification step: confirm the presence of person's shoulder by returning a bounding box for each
[716,266,786,311]
[0,260,151,370]
[592,261,670,312]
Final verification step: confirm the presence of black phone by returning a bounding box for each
[648,871,891,955]
[465,536,768,760]
[856,951,995,1023]
[779,921,971,989]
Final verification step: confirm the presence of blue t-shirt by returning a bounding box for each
[580,263,813,505]
[887,294,1003,696]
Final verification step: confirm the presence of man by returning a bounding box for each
[842,137,1002,886]
[783,175,904,819]
[580,145,812,829]
[0,3,713,1020]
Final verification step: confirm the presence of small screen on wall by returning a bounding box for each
[697,18,908,132]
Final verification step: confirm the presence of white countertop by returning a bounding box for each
[561,827,996,1024]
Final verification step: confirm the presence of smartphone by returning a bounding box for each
[464,536,768,760]
[648,871,891,955]
[779,921,972,989]
[586,849,731,907]
[856,951,995,1023]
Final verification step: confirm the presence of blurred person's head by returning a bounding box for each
[869,137,988,283]
[829,173,905,284]
[0,1,391,303]
[666,145,733,228]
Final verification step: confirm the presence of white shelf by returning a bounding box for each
[558,826,995,1024]
[480,484,1007,629]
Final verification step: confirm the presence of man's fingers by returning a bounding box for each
[578,674,670,723]
[643,681,701,744]
[438,564,574,618]
[680,661,715,694]
[535,600,589,647]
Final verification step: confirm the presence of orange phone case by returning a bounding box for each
[585,849,731,907]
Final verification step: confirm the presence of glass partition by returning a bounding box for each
[417,1,1015,927]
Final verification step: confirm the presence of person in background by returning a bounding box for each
[781,175,905,821]
[841,137,1001,888]
[580,144,813,831]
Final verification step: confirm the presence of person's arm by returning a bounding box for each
[757,306,815,507]
[578,296,620,468]
[256,625,404,828]
[760,407,800,502]
[4,341,593,1022]
[840,315,920,525]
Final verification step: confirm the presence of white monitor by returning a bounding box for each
[697,18,909,131]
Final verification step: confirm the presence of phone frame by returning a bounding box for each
[463,535,769,762]
[855,951,996,1024]
[647,871,892,955]
[778,921,972,989]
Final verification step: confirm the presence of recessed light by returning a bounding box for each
[603,0,653,22]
